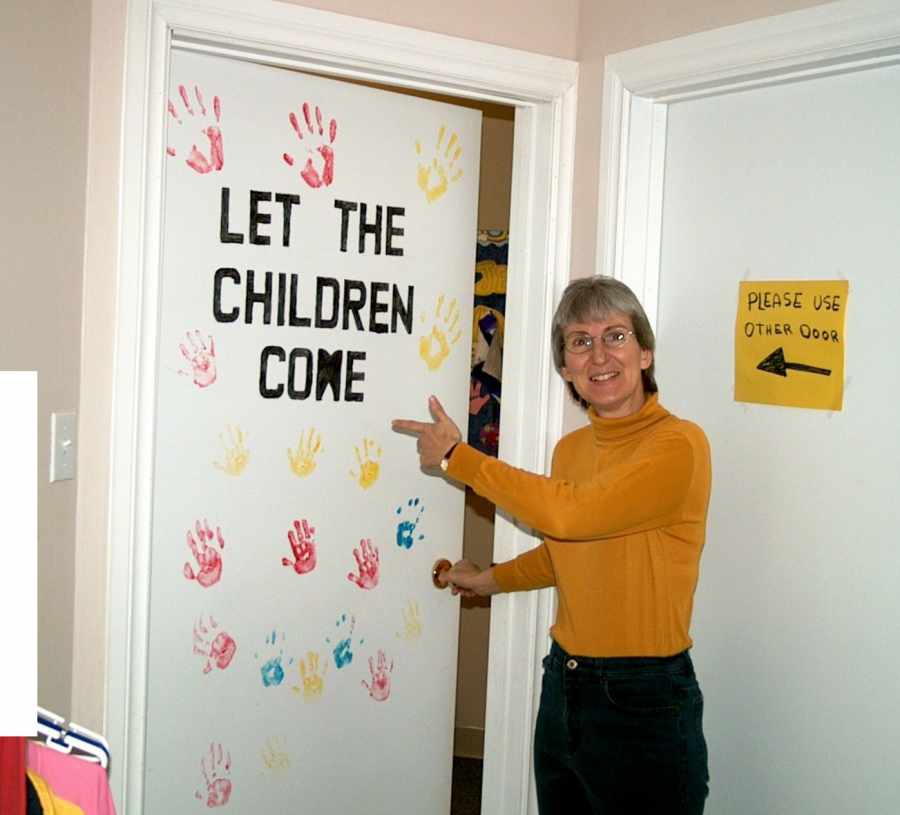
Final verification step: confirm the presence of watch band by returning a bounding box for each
[440,442,460,472]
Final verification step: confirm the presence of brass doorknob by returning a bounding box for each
[432,558,452,589]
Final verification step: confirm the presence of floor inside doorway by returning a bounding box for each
[451,756,483,815]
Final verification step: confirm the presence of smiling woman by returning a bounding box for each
[551,276,658,417]
[393,275,713,814]
[558,316,650,418]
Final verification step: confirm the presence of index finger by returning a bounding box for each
[428,395,451,422]
[391,419,430,435]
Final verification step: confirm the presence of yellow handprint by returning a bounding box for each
[349,437,382,489]
[292,651,327,701]
[287,428,323,477]
[213,424,249,475]
[396,600,423,641]
[416,125,463,204]
[261,736,290,773]
[419,294,462,371]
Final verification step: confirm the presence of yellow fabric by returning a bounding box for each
[447,393,711,657]
[26,770,87,815]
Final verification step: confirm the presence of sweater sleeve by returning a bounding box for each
[493,542,556,592]
[487,437,564,592]
[445,430,699,541]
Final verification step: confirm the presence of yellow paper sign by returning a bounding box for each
[735,280,849,411]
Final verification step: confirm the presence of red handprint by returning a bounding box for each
[183,520,225,588]
[166,84,224,174]
[193,615,237,674]
[283,102,337,188]
[178,330,217,388]
[346,538,379,590]
[361,650,394,702]
[281,519,317,575]
[194,742,232,807]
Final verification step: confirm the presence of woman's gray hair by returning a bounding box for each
[551,275,658,409]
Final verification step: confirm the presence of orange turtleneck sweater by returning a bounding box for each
[446,393,711,657]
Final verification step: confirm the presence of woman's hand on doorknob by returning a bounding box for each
[443,559,500,597]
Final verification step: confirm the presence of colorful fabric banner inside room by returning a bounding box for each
[468,230,507,457]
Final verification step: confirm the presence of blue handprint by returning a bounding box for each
[254,629,292,687]
[326,614,363,669]
[395,498,425,550]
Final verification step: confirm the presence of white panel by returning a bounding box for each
[143,48,480,813]
[0,372,36,734]
[658,64,900,813]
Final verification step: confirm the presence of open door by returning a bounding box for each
[143,48,479,812]
[102,5,577,813]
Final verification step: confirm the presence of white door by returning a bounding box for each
[609,30,900,815]
[142,47,480,813]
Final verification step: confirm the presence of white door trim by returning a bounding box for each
[597,0,900,320]
[107,1,576,812]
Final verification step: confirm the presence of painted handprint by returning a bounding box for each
[281,519,317,575]
[261,737,289,774]
[178,330,217,388]
[213,425,248,475]
[254,630,291,688]
[349,437,382,489]
[194,742,232,807]
[183,519,225,588]
[283,103,338,189]
[419,295,462,371]
[292,651,327,701]
[167,84,223,174]
[193,615,237,674]
[326,614,361,670]
[395,497,425,550]
[287,428,322,477]
[361,650,394,702]
[396,600,423,641]
[347,538,380,590]
[416,125,463,204]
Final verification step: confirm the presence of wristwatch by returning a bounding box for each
[440,442,460,472]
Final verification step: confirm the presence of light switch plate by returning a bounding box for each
[50,412,77,482]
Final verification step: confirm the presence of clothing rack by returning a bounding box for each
[35,707,110,769]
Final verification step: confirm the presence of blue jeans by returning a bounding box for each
[534,641,709,814]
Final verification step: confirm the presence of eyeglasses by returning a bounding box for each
[563,328,634,354]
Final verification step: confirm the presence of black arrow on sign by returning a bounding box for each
[757,347,831,377]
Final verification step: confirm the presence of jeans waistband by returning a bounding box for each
[546,640,694,677]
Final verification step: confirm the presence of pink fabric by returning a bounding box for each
[25,742,116,815]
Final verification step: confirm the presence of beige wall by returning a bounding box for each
[477,111,515,232]
[284,0,578,59]
[2,0,91,715]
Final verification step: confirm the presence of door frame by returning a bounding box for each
[597,0,900,319]
[106,1,577,811]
